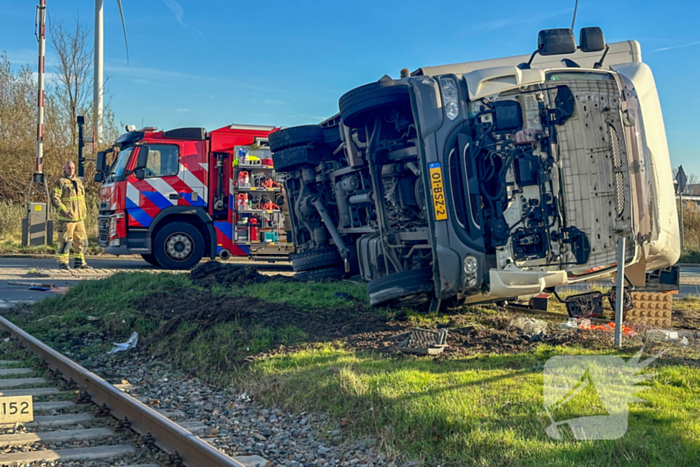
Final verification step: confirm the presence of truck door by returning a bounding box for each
[127,143,205,228]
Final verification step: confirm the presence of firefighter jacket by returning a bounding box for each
[51,175,87,222]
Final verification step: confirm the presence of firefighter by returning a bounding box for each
[51,161,91,270]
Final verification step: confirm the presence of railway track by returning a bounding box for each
[0,316,264,467]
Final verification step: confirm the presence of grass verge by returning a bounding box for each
[2,271,700,466]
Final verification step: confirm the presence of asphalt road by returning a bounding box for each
[0,256,292,307]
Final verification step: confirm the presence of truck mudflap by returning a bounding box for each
[488,269,568,297]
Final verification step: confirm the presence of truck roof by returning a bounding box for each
[413,40,642,76]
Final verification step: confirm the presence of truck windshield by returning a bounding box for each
[107,146,134,182]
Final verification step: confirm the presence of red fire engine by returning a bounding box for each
[95,125,291,269]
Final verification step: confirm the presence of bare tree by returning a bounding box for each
[0,18,119,203]
[49,15,92,145]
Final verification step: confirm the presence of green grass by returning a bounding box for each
[244,346,700,466]
[0,198,100,254]
[679,248,700,264]
[3,271,700,466]
[211,279,371,309]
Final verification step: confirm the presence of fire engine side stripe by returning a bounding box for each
[126,182,141,207]
[179,193,202,207]
[139,196,161,223]
[142,190,173,210]
[144,178,178,206]
[125,198,152,227]
[214,222,233,241]
[163,177,192,195]
[178,164,208,203]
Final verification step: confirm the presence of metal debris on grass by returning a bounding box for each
[508,316,548,340]
[391,328,448,355]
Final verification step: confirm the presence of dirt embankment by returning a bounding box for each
[121,263,700,366]
[132,263,576,363]
[136,263,399,358]
[189,261,296,288]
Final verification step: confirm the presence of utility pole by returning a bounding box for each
[614,235,626,348]
[36,0,46,176]
[22,0,53,247]
[77,116,86,181]
[676,166,687,251]
[94,0,104,144]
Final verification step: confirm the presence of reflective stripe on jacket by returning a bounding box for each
[51,176,87,222]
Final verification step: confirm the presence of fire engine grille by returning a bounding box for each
[98,217,109,247]
[609,124,625,218]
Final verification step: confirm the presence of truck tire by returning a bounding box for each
[153,222,205,270]
[339,81,410,129]
[272,145,322,172]
[294,265,345,282]
[367,267,435,307]
[140,253,160,267]
[290,247,342,272]
[269,125,325,152]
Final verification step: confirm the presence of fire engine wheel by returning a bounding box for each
[367,267,435,307]
[272,145,322,173]
[140,253,160,267]
[339,81,410,129]
[290,247,342,272]
[269,125,325,152]
[153,223,205,270]
[294,265,345,282]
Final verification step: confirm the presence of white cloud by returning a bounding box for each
[105,63,280,93]
[162,0,185,27]
[652,41,700,53]
[31,71,60,85]
[161,0,203,37]
[461,8,574,34]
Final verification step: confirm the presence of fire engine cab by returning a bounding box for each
[95,124,291,269]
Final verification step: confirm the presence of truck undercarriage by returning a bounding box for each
[272,28,681,308]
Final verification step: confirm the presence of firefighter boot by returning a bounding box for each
[73,253,92,270]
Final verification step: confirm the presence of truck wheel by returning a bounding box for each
[367,267,435,307]
[272,145,322,172]
[153,222,205,270]
[269,125,324,152]
[140,253,160,267]
[294,265,345,282]
[290,247,342,272]
[339,81,410,129]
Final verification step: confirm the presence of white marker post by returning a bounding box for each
[614,235,626,347]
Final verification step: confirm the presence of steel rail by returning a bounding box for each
[0,315,244,467]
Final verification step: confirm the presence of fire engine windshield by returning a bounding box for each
[107,146,134,182]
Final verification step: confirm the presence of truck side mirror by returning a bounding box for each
[94,172,104,183]
[135,146,150,170]
[96,151,107,173]
[538,29,577,56]
[579,27,606,52]
[134,168,146,180]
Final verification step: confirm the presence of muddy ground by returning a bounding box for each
[125,262,700,366]
[10,262,697,369]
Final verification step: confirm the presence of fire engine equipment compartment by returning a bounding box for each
[95,124,291,269]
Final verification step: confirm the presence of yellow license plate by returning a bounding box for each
[0,396,33,424]
[429,162,447,221]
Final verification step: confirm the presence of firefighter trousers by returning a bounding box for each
[56,220,87,266]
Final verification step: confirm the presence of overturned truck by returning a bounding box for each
[272,28,680,307]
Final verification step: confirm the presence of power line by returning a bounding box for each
[571,0,580,31]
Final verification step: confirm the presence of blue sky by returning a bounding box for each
[2,0,699,174]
